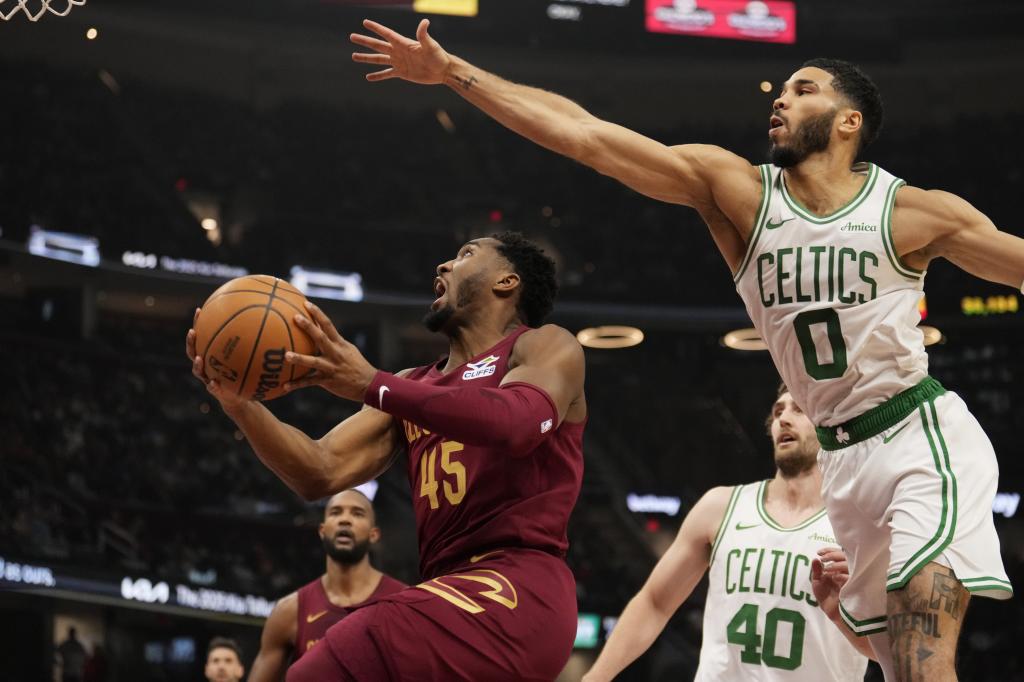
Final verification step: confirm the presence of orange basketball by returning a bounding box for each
[194,275,316,402]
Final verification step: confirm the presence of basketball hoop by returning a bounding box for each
[0,0,85,21]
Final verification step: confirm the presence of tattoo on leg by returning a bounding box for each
[929,569,965,619]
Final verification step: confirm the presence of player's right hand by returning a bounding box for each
[351,18,451,85]
[185,307,249,411]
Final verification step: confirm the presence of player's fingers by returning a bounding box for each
[186,328,196,359]
[293,313,330,348]
[811,558,823,579]
[352,52,391,66]
[817,547,846,562]
[833,574,850,587]
[415,18,430,44]
[303,301,343,343]
[366,68,396,82]
[349,33,393,53]
[363,19,409,45]
[286,351,330,372]
[192,355,206,381]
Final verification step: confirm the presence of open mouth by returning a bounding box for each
[432,277,448,309]
[777,433,797,446]
[769,115,785,136]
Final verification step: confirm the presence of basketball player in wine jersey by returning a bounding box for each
[187,231,586,680]
[350,19,1019,681]
[248,489,405,681]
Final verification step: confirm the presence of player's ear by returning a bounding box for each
[369,526,382,544]
[837,108,862,140]
[317,522,325,539]
[493,271,520,294]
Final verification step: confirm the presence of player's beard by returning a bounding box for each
[769,109,835,168]
[774,438,819,478]
[323,533,372,566]
[422,272,484,332]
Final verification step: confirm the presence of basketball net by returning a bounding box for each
[0,0,85,21]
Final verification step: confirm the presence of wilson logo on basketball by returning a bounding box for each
[252,348,286,401]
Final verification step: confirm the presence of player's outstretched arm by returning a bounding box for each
[350,19,758,210]
[810,549,876,661]
[894,186,1024,288]
[583,487,732,682]
[248,592,298,682]
[363,325,584,454]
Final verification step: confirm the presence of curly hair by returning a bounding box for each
[492,231,558,328]
[802,57,884,155]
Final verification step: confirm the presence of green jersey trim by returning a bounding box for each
[885,398,958,592]
[880,178,924,280]
[733,164,773,284]
[779,163,879,224]
[839,601,888,636]
[709,485,743,566]
[754,480,829,532]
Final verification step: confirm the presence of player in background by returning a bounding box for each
[350,20,1017,681]
[204,637,245,682]
[584,385,870,682]
[248,489,405,681]
[187,231,586,680]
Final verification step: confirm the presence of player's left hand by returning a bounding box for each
[282,301,378,402]
[811,547,850,621]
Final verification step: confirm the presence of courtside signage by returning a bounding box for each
[0,555,273,619]
[646,0,796,44]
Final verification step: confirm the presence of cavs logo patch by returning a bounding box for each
[462,355,500,381]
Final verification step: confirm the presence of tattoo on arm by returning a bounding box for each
[453,75,478,91]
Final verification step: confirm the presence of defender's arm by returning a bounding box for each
[582,487,733,682]
[894,186,1024,288]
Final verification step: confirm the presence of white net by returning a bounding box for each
[0,0,85,21]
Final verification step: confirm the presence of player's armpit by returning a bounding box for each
[248,592,298,682]
[894,186,1024,288]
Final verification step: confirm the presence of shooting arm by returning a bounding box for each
[364,326,584,454]
[225,402,400,501]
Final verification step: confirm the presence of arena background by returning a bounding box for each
[1,1,1023,679]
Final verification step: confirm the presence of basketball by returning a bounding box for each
[194,275,316,401]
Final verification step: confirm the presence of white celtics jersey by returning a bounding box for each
[695,482,867,682]
[734,163,928,426]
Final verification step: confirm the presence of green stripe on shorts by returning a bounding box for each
[886,399,958,592]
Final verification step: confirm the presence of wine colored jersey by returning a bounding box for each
[399,325,586,579]
[293,573,406,660]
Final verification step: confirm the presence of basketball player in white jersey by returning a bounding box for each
[583,385,870,682]
[350,20,1019,681]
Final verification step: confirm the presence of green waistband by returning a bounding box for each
[816,377,946,451]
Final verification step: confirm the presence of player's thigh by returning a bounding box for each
[886,561,969,682]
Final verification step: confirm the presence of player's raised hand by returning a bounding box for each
[283,301,378,402]
[811,547,850,621]
[351,18,451,84]
[185,307,250,411]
